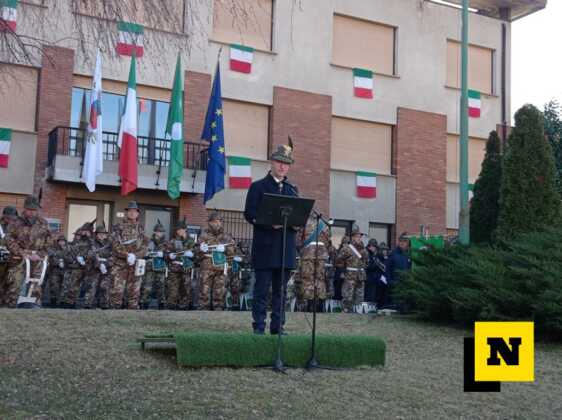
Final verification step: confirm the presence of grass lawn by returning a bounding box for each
[1,309,561,419]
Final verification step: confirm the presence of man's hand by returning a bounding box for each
[184,250,194,258]
[216,244,225,253]
[272,225,283,230]
[127,253,136,266]
[200,243,209,253]
[99,263,108,274]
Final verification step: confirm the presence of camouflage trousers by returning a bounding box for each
[166,270,191,309]
[0,263,8,306]
[299,259,329,301]
[5,260,45,308]
[80,271,106,309]
[97,273,112,309]
[110,264,142,309]
[227,271,241,307]
[45,269,66,306]
[199,269,226,310]
[59,268,85,307]
[141,270,167,309]
[341,270,365,312]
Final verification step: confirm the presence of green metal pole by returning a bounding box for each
[459,0,470,245]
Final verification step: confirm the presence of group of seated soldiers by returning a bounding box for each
[1,197,400,313]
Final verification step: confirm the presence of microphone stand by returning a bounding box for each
[306,209,332,370]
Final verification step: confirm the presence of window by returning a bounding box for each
[212,0,274,51]
[74,0,185,33]
[368,223,391,247]
[446,134,487,183]
[70,87,171,163]
[222,99,269,160]
[332,14,396,75]
[142,206,175,241]
[216,210,253,245]
[446,40,494,95]
[0,64,38,132]
[67,201,112,241]
[331,117,392,174]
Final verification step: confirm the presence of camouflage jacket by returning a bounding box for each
[335,242,368,270]
[68,237,94,269]
[146,235,169,271]
[111,219,148,264]
[196,227,238,270]
[166,235,195,273]
[87,238,112,271]
[6,216,52,261]
[298,218,331,261]
[48,244,70,272]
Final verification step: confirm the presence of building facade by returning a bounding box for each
[0,0,545,245]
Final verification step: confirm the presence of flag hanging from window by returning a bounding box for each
[468,90,481,118]
[116,21,144,57]
[353,68,374,99]
[0,0,17,32]
[230,44,254,74]
[202,64,226,203]
[0,127,12,168]
[228,156,252,189]
[356,171,377,198]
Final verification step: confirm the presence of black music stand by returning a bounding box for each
[256,193,314,372]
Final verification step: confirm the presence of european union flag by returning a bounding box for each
[202,65,226,203]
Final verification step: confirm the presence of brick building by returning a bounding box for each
[0,0,546,245]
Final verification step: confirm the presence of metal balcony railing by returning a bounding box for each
[48,126,208,170]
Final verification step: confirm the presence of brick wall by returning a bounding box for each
[180,70,212,228]
[34,46,75,224]
[395,107,447,238]
[0,193,26,214]
[270,87,332,215]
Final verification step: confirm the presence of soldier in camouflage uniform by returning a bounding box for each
[165,219,195,310]
[335,224,368,313]
[226,240,246,309]
[0,206,18,307]
[141,220,169,309]
[196,213,239,311]
[59,222,94,308]
[110,201,148,309]
[5,196,52,308]
[82,224,112,309]
[45,234,69,307]
[295,215,332,312]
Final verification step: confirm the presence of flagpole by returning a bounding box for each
[192,47,223,192]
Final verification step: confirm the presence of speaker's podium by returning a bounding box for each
[255,193,314,371]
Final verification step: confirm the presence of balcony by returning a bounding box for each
[431,0,546,21]
[47,126,209,194]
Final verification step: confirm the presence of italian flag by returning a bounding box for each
[228,156,252,189]
[0,0,17,32]
[356,171,377,198]
[118,56,138,196]
[468,90,481,118]
[165,54,184,200]
[230,44,254,74]
[0,127,11,168]
[116,21,144,58]
[353,68,373,99]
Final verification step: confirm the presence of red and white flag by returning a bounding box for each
[118,55,138,195]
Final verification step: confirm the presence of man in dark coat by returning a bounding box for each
[385,233,412,310]
[244,139,298,335]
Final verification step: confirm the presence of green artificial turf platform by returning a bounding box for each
[140,332,385,368]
